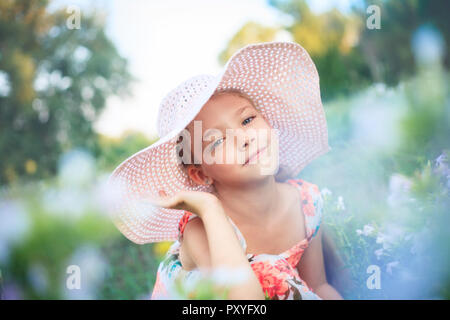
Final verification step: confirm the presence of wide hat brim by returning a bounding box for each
[106,41,331,244]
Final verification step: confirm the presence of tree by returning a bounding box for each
[356,0,450,86]
[218,21,280,65]
[0,0,132,185]
[97,131,156,173]
[267,0,372,100]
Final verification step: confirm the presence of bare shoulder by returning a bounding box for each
[179,217,211,271]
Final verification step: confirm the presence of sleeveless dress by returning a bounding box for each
[150,178,323,300]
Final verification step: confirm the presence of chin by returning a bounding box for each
[240,165,274,181]
[242,159,278,176]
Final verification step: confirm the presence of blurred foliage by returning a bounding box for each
[0,0,133,186]
[220,0,371,100]
[99,236,159,300]
[396,66,449,175]
[0,0,449,300]
[299,27,449,297]
[0,150,162,300]
[218,21,280,65]
[1,180,117,299]
[356,0,450,85]
[322,154,450,299]
[96,131,156,172]
[221,0,450,101]
[271,0,371,100]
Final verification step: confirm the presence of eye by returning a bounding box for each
[212,137,224,149]
[242,116,256,126]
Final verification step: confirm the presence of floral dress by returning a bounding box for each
[150,178,323,300]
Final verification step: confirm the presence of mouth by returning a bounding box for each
[243,146,268,166]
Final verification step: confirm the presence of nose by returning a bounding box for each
[238,133,256,152]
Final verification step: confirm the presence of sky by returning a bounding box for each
[50,0,354,139]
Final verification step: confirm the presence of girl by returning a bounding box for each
[107,42,344,300]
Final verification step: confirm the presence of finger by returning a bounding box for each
[144,193,180,209]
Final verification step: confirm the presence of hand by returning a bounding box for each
[145,189,223,218]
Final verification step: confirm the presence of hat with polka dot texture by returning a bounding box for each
[106,41,331,244]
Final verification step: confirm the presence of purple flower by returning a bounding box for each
[386,261,400,275]
[434,152,450,176]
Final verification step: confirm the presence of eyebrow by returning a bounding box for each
[234,104,253,117]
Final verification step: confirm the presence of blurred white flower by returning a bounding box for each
[376,233,386,244]
[350,85,404,151]
[386,261,400,275]
[167,266,251,299]
[168,270,204,299]
[43,187,89,220]
[0,70,11,97]
[336,196,346,211]
[376,233,393,250]
[374,82,386,95]
[387,173,412,208]
[356,224,375,236]
[274,29,294,42]
[374,248,384,260]
[62,244,107,299]
[209,266,250,286]
[0,200,31,262]
[411,24,444,65]
[320,188,332,197]
[92,172,124,217]
[434,153,450,189]
[58,148,96,187]
[73,46,92,64]
[434,153,448,171]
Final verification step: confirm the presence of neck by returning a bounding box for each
[213,175,282,227]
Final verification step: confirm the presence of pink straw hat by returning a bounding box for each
[106,41,331,244]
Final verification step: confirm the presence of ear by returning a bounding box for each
[186,164,212,186]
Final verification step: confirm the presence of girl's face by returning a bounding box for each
[183,93,278,187]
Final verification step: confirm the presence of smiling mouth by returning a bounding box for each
[244,146,268,166]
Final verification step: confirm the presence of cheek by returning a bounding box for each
[202,162,239,180]
[206,145,244,165]
[251,119,273,146]
[202,144,248,170]
[255,116,272,131]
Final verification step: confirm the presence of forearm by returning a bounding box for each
[314,282,343,300]
[201,206,265,300]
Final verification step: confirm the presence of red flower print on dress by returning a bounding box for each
[274,259,297,278]
[300,188,316,217]
[178,211,193,237]
[283,239,308,268]
[251,261,289,298]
